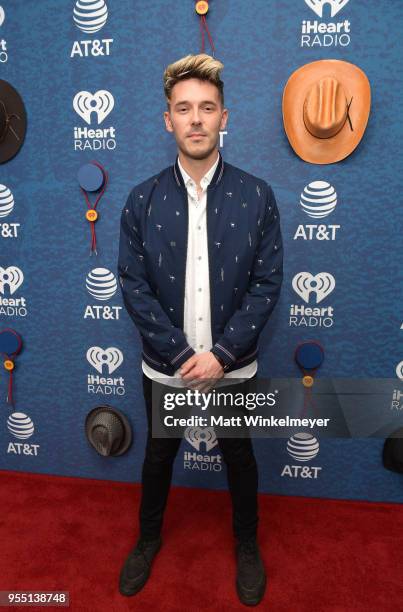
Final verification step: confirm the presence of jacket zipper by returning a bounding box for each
[206,186,214,343]
[182,188,189,331]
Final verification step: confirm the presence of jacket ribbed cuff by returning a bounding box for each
[211,339,237,369]
[170,343,196,370]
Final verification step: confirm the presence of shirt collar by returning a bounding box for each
[177,153,220,190]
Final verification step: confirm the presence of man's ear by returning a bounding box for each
[220,107,228,131]
[164,110,174,133]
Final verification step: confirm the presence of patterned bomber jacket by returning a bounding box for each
[117,151,283,376]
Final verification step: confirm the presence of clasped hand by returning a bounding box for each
[179,351,224,392]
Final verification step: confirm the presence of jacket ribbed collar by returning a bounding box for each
[173,150,224,191]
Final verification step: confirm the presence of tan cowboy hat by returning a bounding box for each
[282,60,371,165]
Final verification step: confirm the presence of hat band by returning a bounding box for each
[0,99,21,143]
[303,96,354,140]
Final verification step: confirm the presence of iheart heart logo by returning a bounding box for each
[292,272,335,304]
[0,266,24,295]
[86,346,123,375]
[304,0,350,18]
[73,90,114,125]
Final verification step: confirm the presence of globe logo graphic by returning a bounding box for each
[86,268,117,301]
[7,413,35,439]
[73,0,108,34]
[0,184,14,218]
[286,432,319,462]
[396,361,403,382]
[300,181,337,219]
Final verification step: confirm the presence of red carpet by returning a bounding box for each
[1,470,402,611]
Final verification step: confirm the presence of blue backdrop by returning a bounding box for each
[0,0,402,502]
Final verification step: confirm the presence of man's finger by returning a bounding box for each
[179,357,197,376]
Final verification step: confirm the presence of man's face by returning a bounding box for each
[164,78,228,160]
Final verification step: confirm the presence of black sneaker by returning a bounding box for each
[119,536,162,597]
[236,537,267,606]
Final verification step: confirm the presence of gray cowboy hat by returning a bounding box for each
[85,405,132,457]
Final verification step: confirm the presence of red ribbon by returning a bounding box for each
[7,368,13,405]
[199,13,215,54]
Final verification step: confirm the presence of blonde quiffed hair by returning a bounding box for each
[163,53,224,107]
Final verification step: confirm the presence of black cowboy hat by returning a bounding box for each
[85,405,133,457]
[0,79,27,164]
[383,427,403,474]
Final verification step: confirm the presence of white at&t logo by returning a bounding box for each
[290,272,335,328]
[0,184,21,239]
[0,5,7,64]
[301,0,351,48]
[73,0,108,33]
[71,0,113,58]
[84,268,122,320]
[86,346,125,396]
[294,181,340,241]
[300,181,337,218]
[0,266,27,317]
[281,432,322,479]
[86,267,117,300]
[73,90,116,151]
[0,184,14,217]
[183,426,222,472]
[6,412,40,456]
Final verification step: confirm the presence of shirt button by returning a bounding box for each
[199,344,204,349]
[198,226,201,230]
[198,317,203,321]
[198,256,202,260]
[198,288,202,292]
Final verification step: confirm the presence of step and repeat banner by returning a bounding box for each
[0,0,402,502]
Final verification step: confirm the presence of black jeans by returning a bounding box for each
[139,373,259,542]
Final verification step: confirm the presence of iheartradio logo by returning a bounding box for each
[0,266,24,295]
[86,268,117,301]
[86,346,123,374]
[73,0,108,33]
[292,272,335,304]
[184,426,218,452]
[73,90,114,125]
[304,0,349,18]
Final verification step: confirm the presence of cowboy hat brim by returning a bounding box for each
[0,79,27,164]
[282,60,371,165]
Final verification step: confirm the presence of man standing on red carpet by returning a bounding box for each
[118,53,283,606]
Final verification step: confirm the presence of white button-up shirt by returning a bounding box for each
[142,154,257,386]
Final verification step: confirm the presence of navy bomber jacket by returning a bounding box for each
[117,151,283,376]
